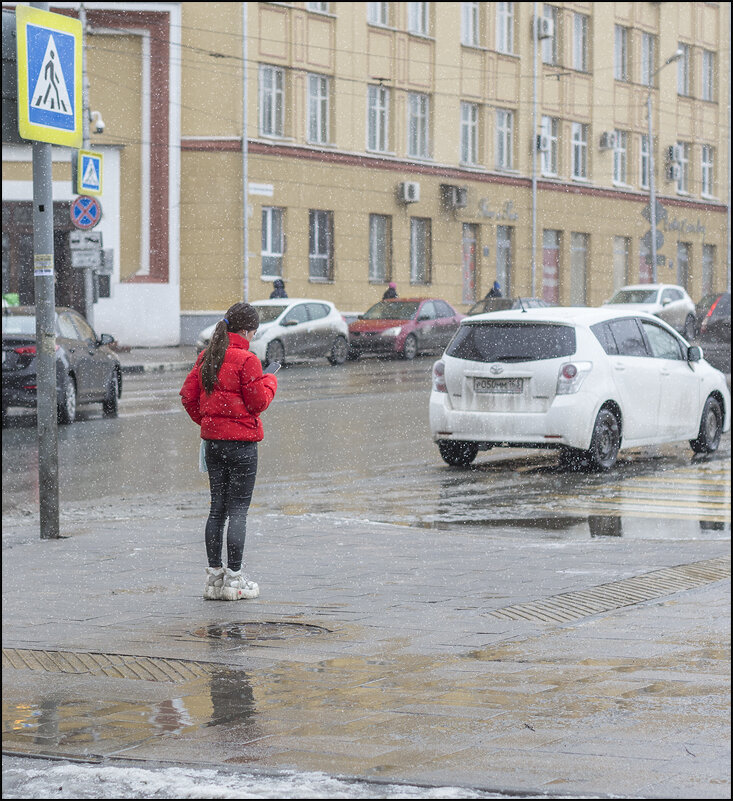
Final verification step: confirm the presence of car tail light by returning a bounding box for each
[701,296,721,333]
[14,346,36,355]
[432,360,447,393]
[556,361,592,395]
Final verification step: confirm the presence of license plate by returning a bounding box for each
[474,377,523,394]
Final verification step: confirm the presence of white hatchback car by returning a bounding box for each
[429,307,730,470]
[603,283,697,339]
[196,299,350,366]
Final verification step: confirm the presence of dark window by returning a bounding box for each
[607,318,648,356]
[591,322,618,354]
[434,300,455,318]
[446,322,576,363]
[283,304,309,325]
[307,303,330,320]
[419,301,437,320]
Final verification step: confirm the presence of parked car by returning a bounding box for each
[603,284,696,339]
[694,291,731,374]
[429,307,730,470]
[2,306,122,425]
[348,298,464,360]
[467,297,551,316]
[195,299,350,366]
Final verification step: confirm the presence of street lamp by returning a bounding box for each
[647,48,684,282]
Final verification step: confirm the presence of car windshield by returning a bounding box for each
[608,289,658,304]
[446,322,576,362]
[362,301,420,320]
[254,304,289,324]
[2,314,36,335]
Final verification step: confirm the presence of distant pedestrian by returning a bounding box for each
[270,278,288,299]
[485,281,502,299]
[180,302,277,602]
[382,281,398,300]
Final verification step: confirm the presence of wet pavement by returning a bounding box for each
[2,347,731,798]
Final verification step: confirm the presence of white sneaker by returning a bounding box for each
[204,566,224,600]
[221,566,259,601]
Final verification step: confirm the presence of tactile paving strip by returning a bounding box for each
[485,556,730,624]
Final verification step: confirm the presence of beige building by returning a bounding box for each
[2,2,729,346]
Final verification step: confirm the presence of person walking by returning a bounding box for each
[270,278,288,298]
[485,281,502,299]
[180,302,277,601]
[382,281,398,300]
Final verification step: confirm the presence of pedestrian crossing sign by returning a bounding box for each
[16,5,82,147]
[78,150,103,196]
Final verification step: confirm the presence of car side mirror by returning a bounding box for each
[97,333,115,347]
[357,315,364,320]
[418,313,430,321]
[687,345,702,362]
[661,298,671,307]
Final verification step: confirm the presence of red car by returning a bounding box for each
[348,298,464,360]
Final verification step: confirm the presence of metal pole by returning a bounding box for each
[31,1,59,538]
[531,3,538,297]
[79,3,94,326]
[647,90,657,282]
[242,2,248,301]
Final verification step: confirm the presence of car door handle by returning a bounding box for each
[660,368,671,376]
[613,363,625,371]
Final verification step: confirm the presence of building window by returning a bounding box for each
[676,241,690,290]
[496,2,514,54]
[676,141,689,194]
[613,130,628,185]
[569,232,588,305]
[613,236,630,292]
[572,13,588,72]
[701,50,715,101]
[614,26,629,81]
[461,2,480,47]
[307,2,329,12]
[407,92,430,159]
[677,43,691,96]
[496,226,513,295]
[702,244,715,297]
[408,2,428,35]
[369,214,392,283]
[259,65,284,137]
[261,207,284,278]
[367,2,389,26]
[495,109,513,170]
[540,116,558,176]
[460,101,479,165]
[641,32,656,87]
[309,210,333,280]
[410,217,431,284]
[542,229,560,305]
[701,145,714,197]
[367,85,390,152]
[640,133,650,189]
[541,5,559,65]
[571,122,588,179]
[307,74,330,144]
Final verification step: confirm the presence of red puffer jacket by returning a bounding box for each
[180,333,277,441]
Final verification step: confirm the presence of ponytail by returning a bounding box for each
[200,302,260,394]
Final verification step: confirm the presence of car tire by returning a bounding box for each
[690,396,722,454]
[57,374,77,425]
[328,335,349,365]
[102,371,120,417]
[401,334,418,360]
[438,440,479,467]
[266,339,285,365]
[683,314,696,341]
[346,346,360,360]
[585,408,620,471]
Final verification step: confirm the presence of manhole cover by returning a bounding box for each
[193,622,328,641]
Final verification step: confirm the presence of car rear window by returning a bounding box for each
[609,289,657,303]
[446,322,576,362]
[2,314,36,335]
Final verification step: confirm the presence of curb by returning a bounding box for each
[121,362,194,375]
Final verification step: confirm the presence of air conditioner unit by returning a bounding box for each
[399,181,420,203]
[667,163,681,181]
[536,134,551,153]
[535,16,554,39]
[599,131,617,150]
[440,184,468,210]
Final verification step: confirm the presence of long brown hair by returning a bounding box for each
[201,302,259,394]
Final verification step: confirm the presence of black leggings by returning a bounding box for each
[204,440,258,572]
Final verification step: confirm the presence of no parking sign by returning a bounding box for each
[71,195,102,229]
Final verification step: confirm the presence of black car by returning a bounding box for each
[2,306,122,425]
[694,291,730,374]
[467,297,551,316]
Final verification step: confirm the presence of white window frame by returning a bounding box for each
[571,122,588,179]
[701,145,714,197]
[495,108,513,170]
[701,50,714,101]
[612,130,628,185]
[639,133,650,189]
[460,101,479,165]
[496,2,514,54]
[307,73,330,145]
[369,214,391,283]
[261,207,284,278]
[367,84,390,153]
[540,115,558,176]
[677,43,691,96]
[614,25,629,81]
[461,2,480,47]
[407,92,430,159]
[410,217,431,284]
[569,232,588,306]
[307,2,329,12]
[676,141,689,194]
[541,5,559,65]
[408,2,429,35]
[259,65,285,138]
[309,209,333,281]
[367,2,389,26]
[572,13,588,72]
[641,32,655,87]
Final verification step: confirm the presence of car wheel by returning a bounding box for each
[401,334,418,360]
[586,408,620,471]
[102,371,120,417]
[57,374,77,425]
[328,336,349,365]
[438,440,479,467]
[683,314,696,341]
[266,339,285,365]
[690,396,722,454]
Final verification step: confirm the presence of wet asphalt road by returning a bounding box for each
[2,355,730,538]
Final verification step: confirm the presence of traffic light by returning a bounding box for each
[2,7,23,144]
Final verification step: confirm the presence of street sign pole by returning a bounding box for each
[79,4,94,328]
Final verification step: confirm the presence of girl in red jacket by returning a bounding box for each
[180,302,277,601]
